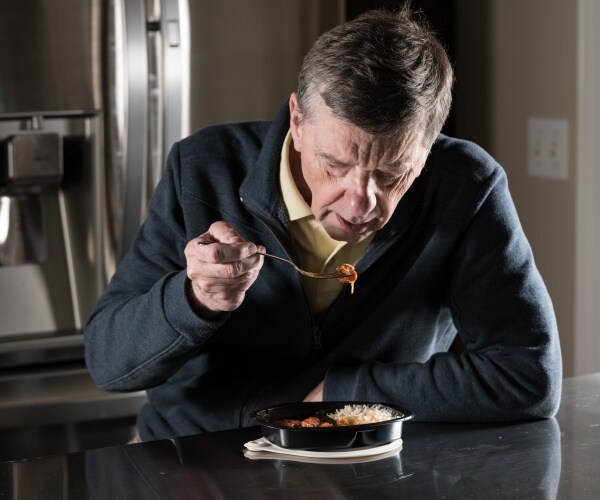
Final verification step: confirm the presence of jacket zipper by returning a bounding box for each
[312,324,323,351]
[238,196,318,427]
[239,196,315,334]
[239,196,297,262]
[236,196,413,426]
[238,195,411,350]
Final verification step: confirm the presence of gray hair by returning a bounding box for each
[296,6,454,144]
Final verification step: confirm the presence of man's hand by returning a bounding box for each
[184,221,264,318]
[303,380,324,402]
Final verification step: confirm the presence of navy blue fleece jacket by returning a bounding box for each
[84,104,562,441]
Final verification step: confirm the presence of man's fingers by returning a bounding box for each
[187,265,260,285]
[197,241,258,264]
[204,221,247,245]
[185,221,263,315]
[193,221,258,263]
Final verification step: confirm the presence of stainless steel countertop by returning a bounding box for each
[0,373,598,499]
[0,362,147,429]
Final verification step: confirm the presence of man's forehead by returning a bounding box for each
[307,96,425,142]
[312,125,424,168]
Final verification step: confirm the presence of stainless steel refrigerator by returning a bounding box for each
[0,0,343,369]
[0,0,343,460]
[0,0,190,367]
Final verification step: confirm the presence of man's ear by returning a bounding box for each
[289,92,303,151]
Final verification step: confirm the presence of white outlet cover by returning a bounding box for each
[527,117,569,180]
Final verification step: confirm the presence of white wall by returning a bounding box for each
[187,0,344,131]
[454,0,596,376]
[575,0,600,376]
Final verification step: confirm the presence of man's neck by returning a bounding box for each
[288,144,312,206]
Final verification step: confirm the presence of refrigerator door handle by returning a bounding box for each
[142,0,189,241]
[161,0,190,158]
[118,0,149,260]
[105,0,188,272]
[145,2,164,209]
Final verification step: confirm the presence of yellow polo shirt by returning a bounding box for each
[279,131,374,317]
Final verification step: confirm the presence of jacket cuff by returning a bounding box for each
[163,270,228,343]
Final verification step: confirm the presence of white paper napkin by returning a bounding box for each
[243,437,402,464]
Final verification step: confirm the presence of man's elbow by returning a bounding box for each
[516,366,562,420]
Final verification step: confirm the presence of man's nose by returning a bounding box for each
[345,171,377,218]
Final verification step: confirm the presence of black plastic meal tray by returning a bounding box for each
[251,401,413,450]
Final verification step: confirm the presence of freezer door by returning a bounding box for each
[0,0,101,115]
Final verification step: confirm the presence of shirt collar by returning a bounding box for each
[279,130,313,221]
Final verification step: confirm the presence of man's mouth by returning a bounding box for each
[336,214,372,234]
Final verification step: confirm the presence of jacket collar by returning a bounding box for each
[240,102,290,219]
[239,102,295,253]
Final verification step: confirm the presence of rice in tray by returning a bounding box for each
[327,404,396,426]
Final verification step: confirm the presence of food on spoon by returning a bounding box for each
[336,263,358,294]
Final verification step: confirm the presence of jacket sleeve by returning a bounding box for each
[84,143,227,392]
[325,168,563,422]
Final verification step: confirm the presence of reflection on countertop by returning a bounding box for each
[81,419,561,499]
[0,373,599,499]
[0,361,147,461]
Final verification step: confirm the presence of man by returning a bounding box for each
[85,7,562,441]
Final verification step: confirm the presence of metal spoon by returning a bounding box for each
[196,240,348,280]
[258,252,347,280]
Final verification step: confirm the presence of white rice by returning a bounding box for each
[327,404,396,426]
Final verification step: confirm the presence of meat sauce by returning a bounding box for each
[336,263,358,294]
[274,417,334,428]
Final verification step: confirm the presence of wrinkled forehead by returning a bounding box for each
[307,96,426,142]
[307,111,428,168]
